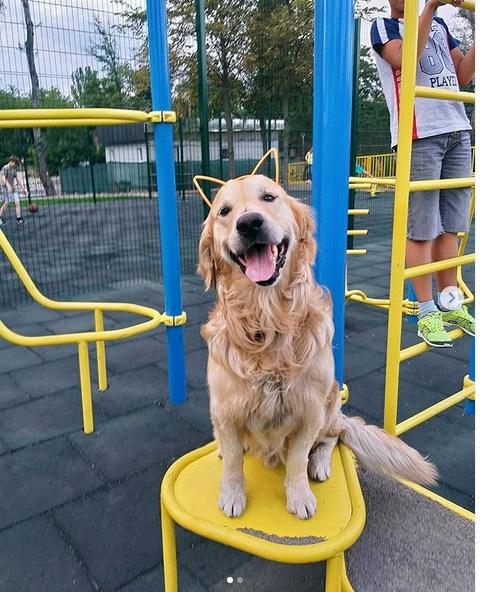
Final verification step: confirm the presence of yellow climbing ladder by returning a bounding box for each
[383,0,475,454]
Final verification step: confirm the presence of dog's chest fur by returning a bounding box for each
[251,373,293,429]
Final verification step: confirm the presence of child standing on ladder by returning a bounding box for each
[371,0,475,347]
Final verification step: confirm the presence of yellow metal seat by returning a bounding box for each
[0,228,166,434]
[160,441,366,592]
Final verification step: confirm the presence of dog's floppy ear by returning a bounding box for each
[290,197,317,264]
[197,216,216,290]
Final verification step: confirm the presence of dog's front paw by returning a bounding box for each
[218,487,246,518]
[286,487,317,519]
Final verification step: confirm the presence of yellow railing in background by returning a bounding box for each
[288,147,475,185]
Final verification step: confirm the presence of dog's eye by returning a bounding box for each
[218,206,230,217]
[262,193,276,202]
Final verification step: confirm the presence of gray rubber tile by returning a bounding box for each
[69,404,205,482]
[0,438,104,529]
[0,516,95,592]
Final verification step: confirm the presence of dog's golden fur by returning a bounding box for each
[198,174,437,519]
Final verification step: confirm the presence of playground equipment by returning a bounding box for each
[0,227,167,434]
[158,3,369,590]
[382,0,475,445]
[161,441,365,592]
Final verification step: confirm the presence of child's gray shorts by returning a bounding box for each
[2,190,20,204]
[407,130,472,241]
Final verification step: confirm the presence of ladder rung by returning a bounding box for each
[409,177,474,192]
[404,253,475,280]
[415,86,475,104]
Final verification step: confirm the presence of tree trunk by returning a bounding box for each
[21,0,56,196]
[220,36,236,179]
[281,93,290,183]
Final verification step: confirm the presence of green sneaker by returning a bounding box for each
[442,305,475,337]
[417,311,452,348]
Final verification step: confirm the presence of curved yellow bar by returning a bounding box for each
[0,228,163,340]
[0,227,173,434]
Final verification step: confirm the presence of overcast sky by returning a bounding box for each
[0,0,144,97]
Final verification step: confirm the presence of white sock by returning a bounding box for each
[418,300,438,318]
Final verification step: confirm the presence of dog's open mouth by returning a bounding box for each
[230,239,289,286]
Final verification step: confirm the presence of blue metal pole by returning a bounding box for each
[405,280,417,323]
[311,0,354,386]
[145,0,186,404]
[464,338,475,416]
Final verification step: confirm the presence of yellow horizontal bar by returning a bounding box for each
[349,177,396,187]
[0,108,176,128]
[349,183,373,190]
[347,249,367,255]
[348,209,369,215]
[399,328,465,361]
[347,229,368,236]
[409,177,474,191]
[415,86,475,103]
[0,108,145,121]
[395,384,475,435]
[0,119,141,129]
[404,253,475,280]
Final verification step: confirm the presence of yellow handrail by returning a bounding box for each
[0,108,176,128]
[0,228,180,433]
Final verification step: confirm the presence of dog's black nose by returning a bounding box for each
[236,212,264,237]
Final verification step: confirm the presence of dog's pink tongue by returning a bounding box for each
[245,247,275,282]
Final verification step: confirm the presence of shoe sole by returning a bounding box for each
[417,331,453,348]
[443,321,475,337]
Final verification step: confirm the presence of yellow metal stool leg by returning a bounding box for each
[161,498,178,592]
[325,553,343,592]
[78,341,94,434]
[340,553,355,592]
[94,309,108,391]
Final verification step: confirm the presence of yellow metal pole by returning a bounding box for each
[325,554,342,592]
[78,341,94,434]
[340,553,355,592]
[383,0,420,434]
[94,309,108,391]
[161,498,179,592]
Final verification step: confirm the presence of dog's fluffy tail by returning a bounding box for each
[337,414,438,486]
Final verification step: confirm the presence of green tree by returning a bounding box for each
[38,89,99,172]
[0,89,32,165]
[357,46,390,154]
[88,15,137,109]
[245,0,314,176]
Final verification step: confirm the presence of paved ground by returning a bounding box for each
[0,191,475,591]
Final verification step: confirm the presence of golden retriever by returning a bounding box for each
[198,174,437,519]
